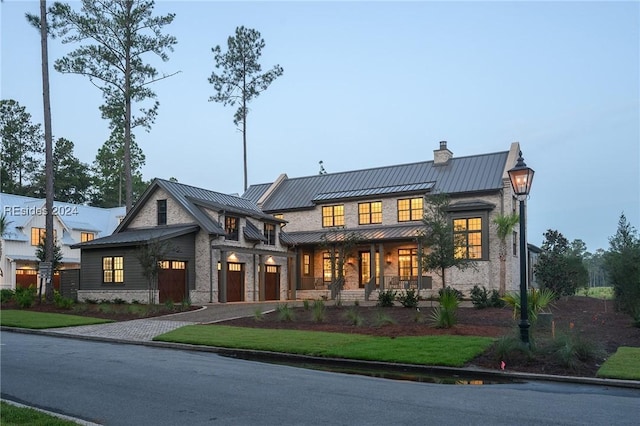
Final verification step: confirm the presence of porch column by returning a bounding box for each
[417,240,423,293]
[290,251,299,300]
[219,250,227,303]
[369,244,376,289]
[378,243,385,290]
[259,254,266,302]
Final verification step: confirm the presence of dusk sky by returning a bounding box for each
[1,0,638,252]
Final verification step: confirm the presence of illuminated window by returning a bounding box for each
[172,261,186,269]
[453,217,483,259]
[102,256,124,283]
[303,254,311,275]
[398,198,423,222]
[225,216,239,241]
[322,205,344,227]
[30,228,57,246]
[159,261,170,269]
[398,248,418,279]
[322,252,346,282]
[81,232,94,242]
[358,201,382,225]
[264,223,276,245]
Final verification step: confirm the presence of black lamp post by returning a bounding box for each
[508,151,535,345]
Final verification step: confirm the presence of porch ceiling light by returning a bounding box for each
[508,151,535,196]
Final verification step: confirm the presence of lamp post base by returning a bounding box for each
[519,319,530,347]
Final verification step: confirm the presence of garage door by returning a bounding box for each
[265,265,280,301]
[219,263,244,302]
[158,261,187,304]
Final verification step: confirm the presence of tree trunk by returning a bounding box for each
[40,0,55,303]
[124,2,133,212]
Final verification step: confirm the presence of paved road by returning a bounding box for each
[2,332,639,426]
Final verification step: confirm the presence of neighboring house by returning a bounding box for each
[72,179,290,304]
[243,141,527,301]
[73,141,533,304]
[0,193,125,290]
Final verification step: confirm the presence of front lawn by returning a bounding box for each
[154,325,494,367]
[0,310,113,329]
[597,347,640,380]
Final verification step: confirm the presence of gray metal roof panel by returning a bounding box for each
[246,151,509,212]
[72,224,199,249]
[243,221,268,242]
[284,224,425,245]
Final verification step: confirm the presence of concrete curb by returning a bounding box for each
[3,326,639,390]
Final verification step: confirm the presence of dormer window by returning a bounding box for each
[264,223,276,245]
[81,232,95,242]
[225,216,239,241]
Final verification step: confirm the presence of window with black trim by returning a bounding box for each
[322,205,344,227]
[30,228,57,246]
[398,198,423,222]
[157,199,167,225]
[398,248,418,279]
[322,252,346,282]
[102,256,124,283]
[453,217,483,259]
[225,216,239,241]
[81,232,94,242]
[264,223,276,245]
[358,201,382,224]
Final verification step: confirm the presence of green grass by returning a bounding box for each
[577,286,614,300]
[154,325,494,367]
[0,310,113,329]
[597,347,640,380]
[0,401,78,425]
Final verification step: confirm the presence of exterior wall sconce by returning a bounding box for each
[347,256,354,265]
[227,252,238,262]
[266,256,275,264]
[386,252,392,264]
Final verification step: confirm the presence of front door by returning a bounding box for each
[359,251,380,288]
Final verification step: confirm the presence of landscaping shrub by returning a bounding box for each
[377,290,396,307]
[397,289,419,308]
[470,285,505,309]
[373,310,396,326]
[276,304,295,322]
[438,286,463,301]
[312,300,325,322]
[345,306,364,326]
[14,286,36,308]
[502,288,555,323]
[303,300,310,310]
[0,289,15,303]
[552,333,605,370]
[53,291,74,309]
[430,287,460,328]
[253,307,264,321]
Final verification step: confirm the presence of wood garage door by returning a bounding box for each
[265,265,280,301]
[219,263,244,302]
[158,261,187,304]
[16,269,60,290]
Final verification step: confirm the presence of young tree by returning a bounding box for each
[320,229,361,302]
[135,238,174,304]
[48,0,177,212]
[31,138,92,203]
[535,229,587,296]
[91,129,147,208]
[208,26,284,191]
[420,193,474,289]
[493,213,519,295]
[604,213,640,314]
[0,99,44,195]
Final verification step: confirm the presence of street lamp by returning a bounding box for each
[508,151,535,345]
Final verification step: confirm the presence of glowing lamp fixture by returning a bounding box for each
[508,151,535,196]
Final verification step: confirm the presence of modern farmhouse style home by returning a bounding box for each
[73,141,529,304]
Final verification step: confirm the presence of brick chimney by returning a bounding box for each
[434,140,453,164]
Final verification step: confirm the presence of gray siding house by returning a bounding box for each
[73,179,290,304]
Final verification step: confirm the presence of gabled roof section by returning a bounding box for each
[116,178,276,235]
[243,150,510,212]
[72,224,199,249]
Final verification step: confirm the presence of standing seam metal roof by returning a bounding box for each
[244,151,509,212]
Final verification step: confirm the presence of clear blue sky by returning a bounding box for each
[1,0,639,252]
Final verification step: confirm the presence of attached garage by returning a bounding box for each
[220,263,244,302]
[265,265,280,301]
[158,260,187,303]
